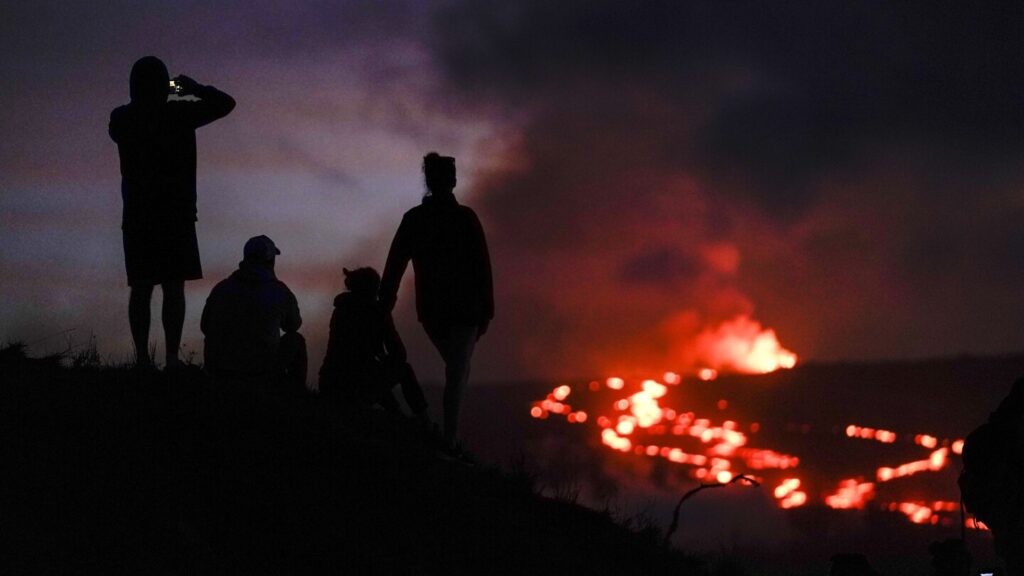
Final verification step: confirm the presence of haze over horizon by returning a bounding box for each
[4,2,1024,382]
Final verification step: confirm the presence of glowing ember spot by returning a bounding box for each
[897,502,934,524]
[698,368,718,381]
[825,479,876,509]
[774,478,802,499]
[717,399,728,410]
[616,417,637,436]
[601,428,632,452]
[749,422,760,433]
[951,439,965,455]
[780,491,807,509]
[646,445,659,456]
[929,448,948,470]
[739,449,799,470]
[915,434,938,449]
[606,377,625,390]
[588,380,601,391]
[663,372,680,385]
[530,406,544,418]
[553,385,571,401]
[642,380,668,398]
[716,471,733,483]
[629,389,665,428]
[969,519,990,531]
[932,501,958,512]
[574,411,588,423]
[615,399,630,411]
[846,424,899,444]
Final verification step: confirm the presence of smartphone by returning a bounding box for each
[168,80,182,95]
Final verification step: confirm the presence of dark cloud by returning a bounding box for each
[426,0,1024,376]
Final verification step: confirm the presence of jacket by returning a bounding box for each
[109,85,235,230]
[201,262,301,376]
[380,193,494,328]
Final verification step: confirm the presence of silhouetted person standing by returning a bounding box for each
[381,153,493,457]
[201,236,307,394]
[109,56,235,368]
[319,267,429,420]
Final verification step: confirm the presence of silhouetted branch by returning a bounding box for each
[663,474,760,547]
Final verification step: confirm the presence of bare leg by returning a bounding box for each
[162,281,185,368]
[427,325,478,449]
[129,284,154,365]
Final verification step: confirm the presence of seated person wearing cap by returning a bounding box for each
[319,267,429,422]
[201,235,306,393]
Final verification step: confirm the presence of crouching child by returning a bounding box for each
[319,267,429,422]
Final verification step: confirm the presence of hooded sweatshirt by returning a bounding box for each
[201,261,301,376]
[319,291,406,383]
[109,79,235,230]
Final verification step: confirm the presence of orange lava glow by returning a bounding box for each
[824,479,875,510]
[774,478,808,509]
[698,368,718,381]
[876,448,949,482]
[691,316,798,374]
[528,373,963,528]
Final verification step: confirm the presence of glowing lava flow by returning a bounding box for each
[529,370,974,529]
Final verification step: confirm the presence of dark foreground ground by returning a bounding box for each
[0,345,703,575]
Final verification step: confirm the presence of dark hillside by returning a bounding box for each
[0,346,700,575]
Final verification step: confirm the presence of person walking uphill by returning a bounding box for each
[380,152,494,458]
[109,56,235,368]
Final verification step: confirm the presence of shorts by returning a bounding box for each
[123,223,202,286]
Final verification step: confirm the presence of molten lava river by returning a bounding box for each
[528,369,982,532]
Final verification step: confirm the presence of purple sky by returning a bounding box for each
[3,2,1024,382]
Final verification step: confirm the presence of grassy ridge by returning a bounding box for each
[1,346,701,575]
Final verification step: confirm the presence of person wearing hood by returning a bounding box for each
[201,235,306,393]
[319,267,429,420]
[109,56,235,369]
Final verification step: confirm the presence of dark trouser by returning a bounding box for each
[424,324,478,448]
[320,357,427,416]
[209,332,307,396]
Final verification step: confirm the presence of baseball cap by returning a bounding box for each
[243,235,281,261]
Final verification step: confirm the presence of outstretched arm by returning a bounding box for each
[174,75,236,128]
[379,215,412,313]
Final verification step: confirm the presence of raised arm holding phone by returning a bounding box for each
[109,56,235,368]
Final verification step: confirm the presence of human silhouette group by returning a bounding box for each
[110,57,492,459]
